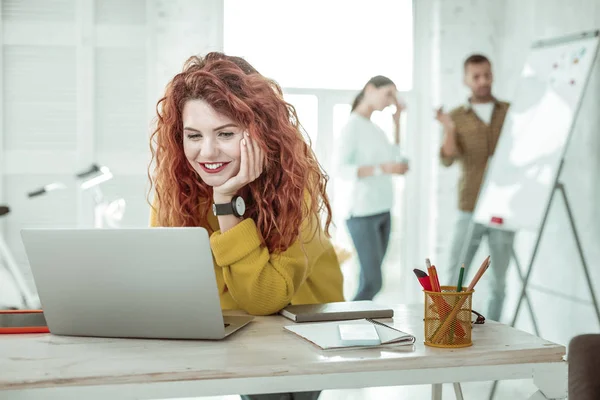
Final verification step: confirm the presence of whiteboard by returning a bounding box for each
[473,30,600,232]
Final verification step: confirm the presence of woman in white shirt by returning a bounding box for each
[335,76,409,301]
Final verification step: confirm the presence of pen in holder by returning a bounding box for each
[424,286,474,348]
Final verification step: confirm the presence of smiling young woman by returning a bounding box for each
[147,53,344,323]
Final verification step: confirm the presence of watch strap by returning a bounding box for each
[214,202,235,215]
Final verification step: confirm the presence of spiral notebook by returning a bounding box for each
[284,318,416,350]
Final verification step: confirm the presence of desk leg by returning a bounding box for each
[453,383,464,400]
[528,364,568,400]
[432,383,442,400]
[528,391,551,400]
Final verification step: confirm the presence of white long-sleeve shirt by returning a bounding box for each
[334,113,402,218]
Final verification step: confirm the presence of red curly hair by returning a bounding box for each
[148,52,332,253]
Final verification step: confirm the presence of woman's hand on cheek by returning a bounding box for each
[213,132,264,201]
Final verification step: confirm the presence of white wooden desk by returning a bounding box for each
[0,305,566,400]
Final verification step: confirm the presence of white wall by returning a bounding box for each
[0,0,224,294]
[152,0,224,102]
[430,0,600,345]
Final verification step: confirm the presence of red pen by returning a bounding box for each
[413,269,433,291]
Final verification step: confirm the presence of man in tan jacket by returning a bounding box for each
[436,54,515,322]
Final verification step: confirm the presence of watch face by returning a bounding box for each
[212,203,217,215]
[235,196,246,216]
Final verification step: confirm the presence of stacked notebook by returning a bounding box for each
[284,318,415,350]
[279,300,394,323]
[280,301,415,350]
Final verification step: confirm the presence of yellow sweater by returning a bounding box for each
[150,203,345,316]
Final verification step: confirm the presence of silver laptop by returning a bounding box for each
[20,227,253,340]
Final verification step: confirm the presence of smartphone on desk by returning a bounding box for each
[338,323,381,346]
[0,310,49,334]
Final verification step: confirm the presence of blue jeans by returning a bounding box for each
[446,211,515,321]
[346,212,392,301]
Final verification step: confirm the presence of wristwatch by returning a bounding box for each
[213,195,246,218]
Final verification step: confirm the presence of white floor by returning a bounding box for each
[183,379,537,399]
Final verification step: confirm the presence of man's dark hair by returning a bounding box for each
[464,54,491,71]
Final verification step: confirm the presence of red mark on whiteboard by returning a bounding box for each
[490,216,504,225]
